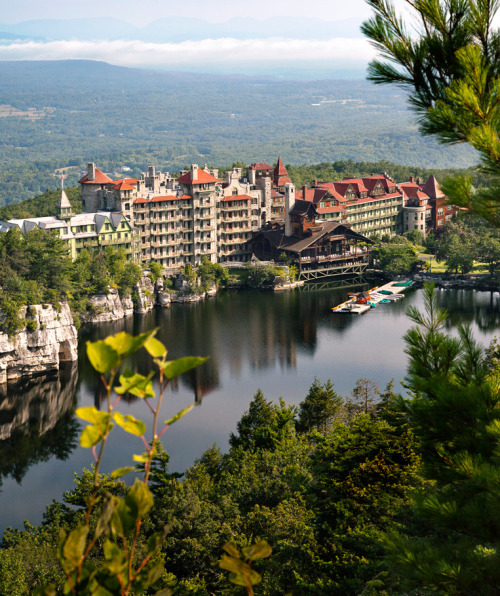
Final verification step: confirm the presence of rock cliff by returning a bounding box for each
[82,288,133,324]
[0,304,78,384]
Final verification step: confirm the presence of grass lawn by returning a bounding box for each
[421,258,488,274]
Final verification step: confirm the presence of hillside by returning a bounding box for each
[0,60,477,206]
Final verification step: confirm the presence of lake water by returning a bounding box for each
[1,282,499,534]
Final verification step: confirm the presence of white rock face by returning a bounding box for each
[135,276,155,314]
[82,289,129,324]
[0,304,78,384]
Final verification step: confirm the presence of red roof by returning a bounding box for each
[276,176,291,187]
[133,197,149,204]
[79,168,113,184]
[338,179,369,194]
[221,194,252,202]
[177,170,219,185]
[316,205,345,214]
[399,182,430,201]
[113,181,135,191]
[274,156,288,177]
[111,177,138,185]
[249,162,273,171]
[421,175,445,199]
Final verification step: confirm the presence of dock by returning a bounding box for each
[331,280,412,314]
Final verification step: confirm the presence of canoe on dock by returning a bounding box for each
[331,280,413,314]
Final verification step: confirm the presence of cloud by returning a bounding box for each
[0,37,375,67]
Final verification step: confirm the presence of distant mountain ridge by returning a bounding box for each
[0,16,363,42]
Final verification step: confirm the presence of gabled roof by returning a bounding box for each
[290,199,317,218]
[249,162,273,171]
[421,175,445,199]
[111,178,138,185]
[113,181,135,191]
[254,222,371,254]
[79,168,113,184]
[177,170,219,185]
[338,179,369,194]
[275,176,291,187]
[399,182,430,201]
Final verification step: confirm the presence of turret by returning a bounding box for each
[285,183,296,236]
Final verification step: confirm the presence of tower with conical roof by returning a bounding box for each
[273,155,291,190]
[57,175,73,221]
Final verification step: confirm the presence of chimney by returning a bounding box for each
[410,176,415,183]
[148,166,155,177]
[302,184,307,198]
[312,179,318,187]
[285,183,296,237]
[191,164,198,182]
[87,162,96,182]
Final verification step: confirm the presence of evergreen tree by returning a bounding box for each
[386,284,500,593]
[362,0,500,224]
[229,389,296,451]
[296,378,343,434]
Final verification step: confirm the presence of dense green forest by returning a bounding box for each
[1,288,498,594]
[0,60,477,206]
[0,229,142,332]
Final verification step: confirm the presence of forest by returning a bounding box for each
[0,287,498,595]
[0,60,477,206]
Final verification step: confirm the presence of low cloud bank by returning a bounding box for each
[0,37,374,67]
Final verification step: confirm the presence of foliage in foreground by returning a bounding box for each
[1,283,499,594]
[362,0,500,226]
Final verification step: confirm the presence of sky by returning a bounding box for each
[0,0,415,73]
[1,0,374,26]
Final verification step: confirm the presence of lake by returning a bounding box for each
[1,282,499,534]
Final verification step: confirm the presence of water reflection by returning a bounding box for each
[0,364,79,487]
[436,289,500,333]
[78,282,374,406]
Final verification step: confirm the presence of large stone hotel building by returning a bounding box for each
[0,158,454,270]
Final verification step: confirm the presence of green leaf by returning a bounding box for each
[154,590,173,596]
[114,370,155,398]
[144,335,167,358]
[222,543,241,559]
[132,452,149,463]
[126,478,154,518]
[95,494,117,538]
[242,540,272,560]
[219,554,246,575]
[86,340,120,373]
[104,329,157,358]
[229,569,262,587]
[61,525,89,572]
[103,539,127,574]
[112,412,147,437]
[164,404,195,426]
[147,526,171,556]
[147,562,165,586]
[163,356,209,379]
[110,466,135,479]
[80,424,105,448]
[76,406,110,425]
